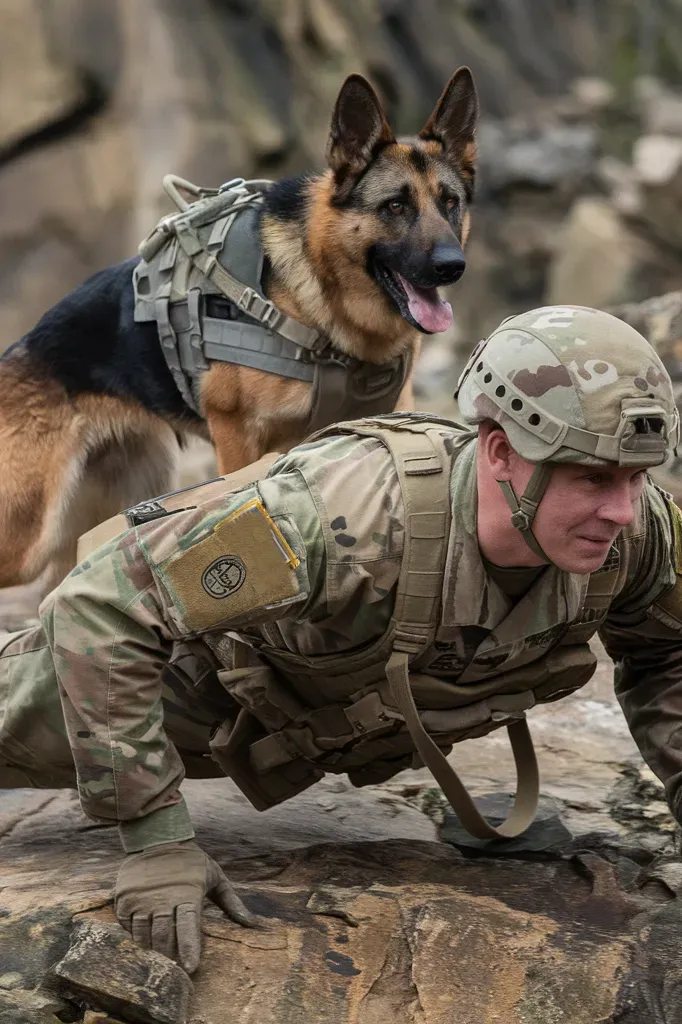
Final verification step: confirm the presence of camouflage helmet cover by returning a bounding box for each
[455,305,679,467]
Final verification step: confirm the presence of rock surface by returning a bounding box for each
[50,920,192,1024]
[0,988,69,1024]
[547,197,682,310]
[2,640,682,1022]
[4,0,682,363]
[608,289,682,500]
[83,1015,129,1024]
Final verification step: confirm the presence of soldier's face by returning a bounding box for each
[517,460,647,573]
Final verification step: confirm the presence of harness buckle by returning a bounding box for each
[260,301,283,332]
[237,286,257,313]
[237,287,283,333]
[510,509,532,531]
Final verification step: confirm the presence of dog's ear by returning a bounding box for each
[327,74,395,202]
[419,67,478,179]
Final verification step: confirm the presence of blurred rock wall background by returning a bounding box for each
[3,0,682,400]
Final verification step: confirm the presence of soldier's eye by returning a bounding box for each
[388,199,405,214]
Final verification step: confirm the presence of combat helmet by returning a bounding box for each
[455,305,679,561]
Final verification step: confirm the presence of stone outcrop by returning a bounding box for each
[50,920,192,1024]
[2,647,682,1022]
[3,0,682,361]
[607,289,682,499]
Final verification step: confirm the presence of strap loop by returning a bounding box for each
[386,651,540,840]
[497,463,553,562]
[374,422,541,840]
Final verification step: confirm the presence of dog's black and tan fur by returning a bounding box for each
[0,68,478,588]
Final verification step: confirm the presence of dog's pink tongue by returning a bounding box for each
[396,274,453,333]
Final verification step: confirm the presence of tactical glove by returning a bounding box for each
[114,839,257,974]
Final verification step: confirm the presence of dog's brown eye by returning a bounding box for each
[388,200,404,214]
[445,197,457,211]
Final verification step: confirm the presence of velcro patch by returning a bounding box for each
[160,499,302,633]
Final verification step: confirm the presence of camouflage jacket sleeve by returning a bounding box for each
[38,434,403,854]
[599,481,682,822]
[38,475,317,853]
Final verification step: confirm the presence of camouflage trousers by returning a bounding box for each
[0,626,229,789]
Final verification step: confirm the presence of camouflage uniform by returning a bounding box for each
[2,306,682,855]
[0,431,406,850]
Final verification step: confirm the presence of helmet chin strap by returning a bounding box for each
[496,463,554,563]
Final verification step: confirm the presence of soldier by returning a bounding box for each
[2,304,682,975]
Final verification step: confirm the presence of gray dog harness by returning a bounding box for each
[133,176,410,428]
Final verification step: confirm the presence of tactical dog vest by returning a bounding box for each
[132,175,410,426]
[80,417,628,840]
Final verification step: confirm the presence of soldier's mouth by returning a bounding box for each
[372,260,453,334]
[577,535,614,547]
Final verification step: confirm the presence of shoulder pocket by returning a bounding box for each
[152,499,305,634]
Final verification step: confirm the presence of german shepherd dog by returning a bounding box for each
[0,68,478,589]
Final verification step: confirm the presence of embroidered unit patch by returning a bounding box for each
[201,555,246,598]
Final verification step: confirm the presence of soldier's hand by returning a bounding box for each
[114,839,258,973]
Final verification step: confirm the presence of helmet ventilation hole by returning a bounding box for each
[511,398,523,411]
[529,413,541,426]
[484,372,492,383]
[495,385,506,397]
[476,361,483,371]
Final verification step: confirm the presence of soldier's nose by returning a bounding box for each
[598,485,636,527]
[430,243,466,285]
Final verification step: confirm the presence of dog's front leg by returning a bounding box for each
[396,377,416,411]
[205,408,262,475]
[395,339,421,411]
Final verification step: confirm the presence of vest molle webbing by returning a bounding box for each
[132,175,410,428]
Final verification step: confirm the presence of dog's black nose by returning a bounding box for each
[430,243,466,284]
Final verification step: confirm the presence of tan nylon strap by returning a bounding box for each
[386,650,540,839]
[308,420,451,644]
[497,463,553,562]
[387,427,450,644]
[375,423,540,839]
[187,248,322,352]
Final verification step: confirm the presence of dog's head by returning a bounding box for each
[324,68,478,335]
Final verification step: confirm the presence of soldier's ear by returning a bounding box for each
[419,67,478,185]
[481,423,515,479]
[327,74,395,202]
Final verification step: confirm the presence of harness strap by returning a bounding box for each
[200,316,316,382]
[147,233,200,412]
[362,421,541,840]
[185,247,322,352]
[386,650,540,839]
[497,463,553,562]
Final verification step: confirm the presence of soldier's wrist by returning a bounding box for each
[118,797,195,853]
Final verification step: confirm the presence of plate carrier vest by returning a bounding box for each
[78,416,620,841]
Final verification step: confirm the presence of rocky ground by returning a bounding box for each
[1,635,681,1024]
